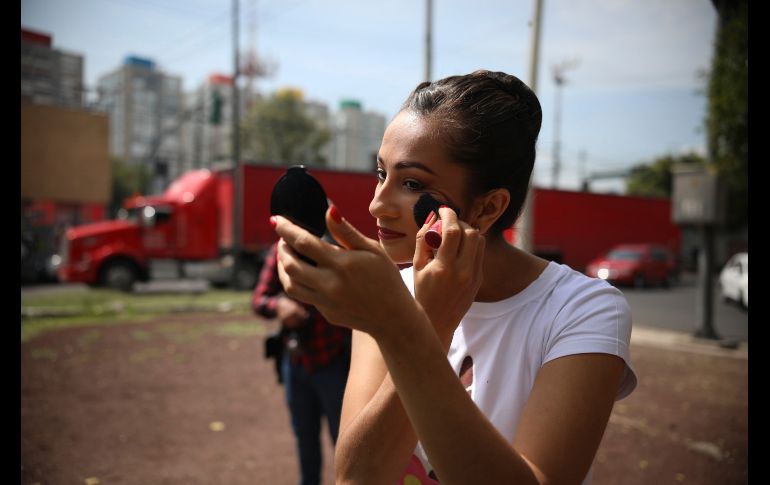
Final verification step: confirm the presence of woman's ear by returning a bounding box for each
[470,188,510,235]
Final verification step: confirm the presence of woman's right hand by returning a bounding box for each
[273,210,422,340]
[412,206,486,349]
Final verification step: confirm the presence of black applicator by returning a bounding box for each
[412,192,460,249]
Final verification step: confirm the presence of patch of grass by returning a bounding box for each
[21,288,252,342]
[30,348,58,361]
[215,322,266,338]
[76,329,101,350]
[155,322,210,344]
[131,330,153,342]
[129,347,165,363]
[21,314,156,343]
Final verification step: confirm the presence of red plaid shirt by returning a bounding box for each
[252,242,350,373]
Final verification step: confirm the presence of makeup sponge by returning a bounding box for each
[412,192,442,228]
[412,193,461,249]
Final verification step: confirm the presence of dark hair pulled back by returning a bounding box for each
[400,69,542,234]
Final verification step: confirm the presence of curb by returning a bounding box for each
[631,325,748,359]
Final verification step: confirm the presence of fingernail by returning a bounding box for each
[330,205,343,224]
[269,216,278,228]
[424,211,436,225]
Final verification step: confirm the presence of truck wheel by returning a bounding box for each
[233,263,258,291]
[662,272,676,288]
[633,273,646,289]
[101,260,137,292]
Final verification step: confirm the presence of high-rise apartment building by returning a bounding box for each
[96,56,183,192]
[330,100,385,172]
[21,28,84,108]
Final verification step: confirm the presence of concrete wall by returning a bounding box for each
[21,101,110,203]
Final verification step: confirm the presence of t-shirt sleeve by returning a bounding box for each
[543,277,638,400]
[400,266,416,296]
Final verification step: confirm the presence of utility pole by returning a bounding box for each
[514,0,543,253]
[551,59,579,189]
[425,0,433,82]
[194,91,203,169]
[231,0,243,288]
[578,149,588,191]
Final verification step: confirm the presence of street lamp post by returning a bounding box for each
[550,59,579,189]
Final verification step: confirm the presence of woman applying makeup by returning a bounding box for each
[270,70,637,484]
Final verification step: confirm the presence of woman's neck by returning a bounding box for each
[475,233,550,303]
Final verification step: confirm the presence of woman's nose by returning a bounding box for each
[369,181,399,220]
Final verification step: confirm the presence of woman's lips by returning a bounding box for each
[377,226,406,240]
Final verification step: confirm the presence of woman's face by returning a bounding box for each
[370,110,474,265]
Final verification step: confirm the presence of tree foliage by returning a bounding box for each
[626,152,706,197]
[240,89,330,166]
[707,0,748,231]
[109,157,152,217]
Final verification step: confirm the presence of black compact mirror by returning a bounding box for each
[270,165,329,238]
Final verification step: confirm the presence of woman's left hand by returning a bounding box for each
[272,210,420,338]
[411,206,486,349]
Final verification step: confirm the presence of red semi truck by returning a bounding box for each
[57,163,680,291]
[57,164,379,291]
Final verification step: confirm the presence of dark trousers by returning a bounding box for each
[282,350,350,485]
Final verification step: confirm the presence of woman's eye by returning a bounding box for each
[375,168,386,182]
[403,179,423,191]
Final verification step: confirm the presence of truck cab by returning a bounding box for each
[58,170,220,291]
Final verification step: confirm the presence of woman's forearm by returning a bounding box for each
[375,311,541,485]
[335,373,418,485]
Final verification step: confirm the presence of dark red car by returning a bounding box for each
[585,243,679,288]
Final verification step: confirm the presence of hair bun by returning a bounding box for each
[473,70,542,128]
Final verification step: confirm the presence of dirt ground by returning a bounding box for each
[21,313,748,484]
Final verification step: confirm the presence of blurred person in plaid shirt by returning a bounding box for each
[253,241,351,485]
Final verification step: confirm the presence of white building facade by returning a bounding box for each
[330,100,386,172]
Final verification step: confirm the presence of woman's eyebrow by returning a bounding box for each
[393,161,437,175]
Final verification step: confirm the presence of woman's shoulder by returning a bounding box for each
[549,262,629,307]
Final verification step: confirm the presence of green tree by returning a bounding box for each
[706,0,748,231]
[109,157,152,217]
[240,89,330,166]
[626,152,706,197]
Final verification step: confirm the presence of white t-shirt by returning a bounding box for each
[401,261,638,484]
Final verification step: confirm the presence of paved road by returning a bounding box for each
[619,272,748,343]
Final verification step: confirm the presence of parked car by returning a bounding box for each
[585,243,678,288]
[719,252,748,309]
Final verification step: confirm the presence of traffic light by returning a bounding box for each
[209,89,223,125]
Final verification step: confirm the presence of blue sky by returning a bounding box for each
[21,0,717,192]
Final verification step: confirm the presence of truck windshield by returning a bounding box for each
[607,250,642,261]
[117,208,141,223]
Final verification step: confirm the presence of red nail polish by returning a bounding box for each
[269,216,278,228]
[330,205,343,224]
[424,211,436,225]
